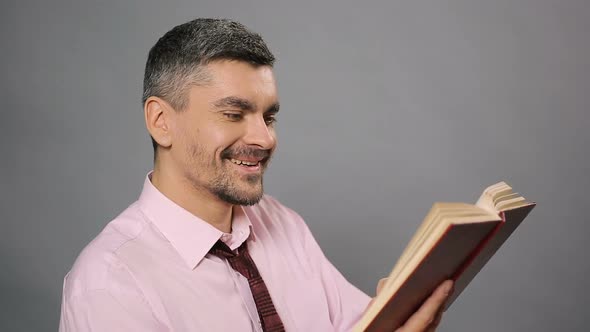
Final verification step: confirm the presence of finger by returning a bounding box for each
[432,279,455,326]
[431,306,444,327]
[401,280,453,331]
[421,299,447,332]
[426,305,445,332]
[428,282,453,331]
[376,277,388,295]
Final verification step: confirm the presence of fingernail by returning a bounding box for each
[443,281,454,295]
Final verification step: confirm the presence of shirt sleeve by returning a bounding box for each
[59,259,167,332]
[298,215,373,331]
[59,288,165,332]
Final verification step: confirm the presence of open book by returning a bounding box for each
[354,182,536,332]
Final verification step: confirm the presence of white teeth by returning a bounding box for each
[230,158,258,166]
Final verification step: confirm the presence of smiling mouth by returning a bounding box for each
[229,158,261,167]
[226,156,271,173]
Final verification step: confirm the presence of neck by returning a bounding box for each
[151,161,233,233]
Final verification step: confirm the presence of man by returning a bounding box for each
[59,18,452,331]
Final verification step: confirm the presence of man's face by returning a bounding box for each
[168,60,279,206]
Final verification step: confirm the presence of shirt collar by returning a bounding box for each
[137,172,253,270]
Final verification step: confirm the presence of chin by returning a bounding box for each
[238,187,264,205]
[213,182,264,206]
[217,191,263,206]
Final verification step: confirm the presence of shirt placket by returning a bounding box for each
[223,257,264,332]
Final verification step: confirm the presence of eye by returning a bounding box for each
[264,115,277,126]
[224,112,243,121]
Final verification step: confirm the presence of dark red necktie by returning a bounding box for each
[210,240,286,332]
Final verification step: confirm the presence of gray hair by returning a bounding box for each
[142,18,275,154]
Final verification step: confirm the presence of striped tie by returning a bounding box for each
[210,240,286,332]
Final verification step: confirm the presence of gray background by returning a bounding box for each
[2,0,588,331]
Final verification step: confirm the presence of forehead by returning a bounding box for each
[190,60,278,107]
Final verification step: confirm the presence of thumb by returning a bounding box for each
[376,277,388,295]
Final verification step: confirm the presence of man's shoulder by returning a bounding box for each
[244,194,312,236]
[63,202,149,298]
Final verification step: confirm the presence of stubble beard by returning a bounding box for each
[210,170,264,206]
[188,143,267,206]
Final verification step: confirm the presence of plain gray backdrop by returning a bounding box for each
[2,0,589,331]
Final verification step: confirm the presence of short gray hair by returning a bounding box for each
[142,18,275,153]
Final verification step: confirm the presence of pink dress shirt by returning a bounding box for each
[59,174,371,331]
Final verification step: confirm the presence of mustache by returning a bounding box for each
[220,146,271,160]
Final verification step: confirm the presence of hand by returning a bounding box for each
[374,278,454,332]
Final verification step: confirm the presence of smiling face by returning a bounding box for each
[165,60,279,206]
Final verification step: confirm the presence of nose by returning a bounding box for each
[242,116,276,150]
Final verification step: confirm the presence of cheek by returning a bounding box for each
[174,109,251,157]
[199,123,243,154]
[171,121,205,162]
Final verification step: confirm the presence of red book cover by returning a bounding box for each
[359,203,536,332]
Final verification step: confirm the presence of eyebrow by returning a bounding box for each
[212,96,255,111]
[266,102,280,114]
[212,96,280,114]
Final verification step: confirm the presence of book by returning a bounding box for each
[354,182,536,332]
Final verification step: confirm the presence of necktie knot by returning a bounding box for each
[210,240,242,258]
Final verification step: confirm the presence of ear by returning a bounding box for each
[144,96,173,149]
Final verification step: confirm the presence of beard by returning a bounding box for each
[186,142,271,206]
[209,171,264,206]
